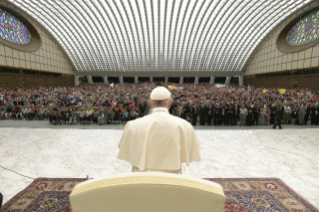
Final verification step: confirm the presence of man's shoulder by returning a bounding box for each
[162,113,192,125]
[128,113,192,127]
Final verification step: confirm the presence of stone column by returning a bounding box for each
[239,76,243,86]
[75,75,80,86]
[180,76,184,84]
[87,76,93,84]
[225,76,231,85]
[209,76,215,84]
[150,76,153,82]
[104,76,109,84]
[165,76,168,84]
[119,76,124,84]
[134,76,138,84]
[194,76,199,84]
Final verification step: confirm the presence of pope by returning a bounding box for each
[118,86,201,174]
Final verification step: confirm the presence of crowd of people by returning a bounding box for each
[1,82,319,126]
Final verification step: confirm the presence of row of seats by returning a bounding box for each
[49,115,132,125]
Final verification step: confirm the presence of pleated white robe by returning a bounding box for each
[118,108,201,173]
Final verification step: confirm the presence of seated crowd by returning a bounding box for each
[0,82,319,126]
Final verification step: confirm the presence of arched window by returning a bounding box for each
[0,8,31,44]
[286,9,319,46]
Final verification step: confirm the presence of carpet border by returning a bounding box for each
[204,177,319,212]
[1,178,39,209]
[223,190,290,212]
[276,178,319,212]
[1,177,86,209]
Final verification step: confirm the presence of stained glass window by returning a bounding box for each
[0,8,31,44]
[286,9,319,46]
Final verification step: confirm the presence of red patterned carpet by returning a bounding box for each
[207,178,318,212]
[1,178,318,212]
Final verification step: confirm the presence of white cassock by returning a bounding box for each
[118,107,201,173]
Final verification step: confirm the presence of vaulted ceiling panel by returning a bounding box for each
[5,0,314,72]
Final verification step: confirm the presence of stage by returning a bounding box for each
[0,127,318,209]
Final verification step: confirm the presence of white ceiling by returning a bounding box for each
[6,0,314,73]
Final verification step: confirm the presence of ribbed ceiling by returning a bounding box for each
[6,0,314,72]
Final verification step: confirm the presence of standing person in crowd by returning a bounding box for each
[291,107,298,125]
[185,103,191,122]
[224,104,230,126]
[211,104,215,125]
[206,103,212,126]
[258,105,266,125]
[310,103,316,125]
[283,103,291,124]
[220,104,228,126]
[188,103,193,121]
[214,103,221,126]
[178,104,184,119]
[220,105,225,125]
[270,104,276,125]
[298,104,306,125]
[228,103,235,126]
[253,104,260,126]
[273,104,284,129]
[199,105,206,125]
[234,103,239,125]
[239,104,248,126]
[188,104,194,124]
[246,107,253,126]
[191,104,198,126]
[304,103,310,125]
[314,103,319,125]
[265,106,270,125]
[169,101,176,115]
[139,101,146,117]
[145,103,151,115]
[171,102,177,116]
[181,103,187,120]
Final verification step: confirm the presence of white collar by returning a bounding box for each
[152,107,169,113]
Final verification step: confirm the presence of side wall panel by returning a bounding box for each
[0,73,74,89]
[0,2,74,75]
[244,2,319,76]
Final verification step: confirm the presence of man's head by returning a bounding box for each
[148,86,172,109]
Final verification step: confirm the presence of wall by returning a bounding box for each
[244,73,319,91]
[0,2,74,75]
[244,1,319,76]
[0,72,74,89]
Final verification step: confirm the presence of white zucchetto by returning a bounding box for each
[150,86,171,100]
